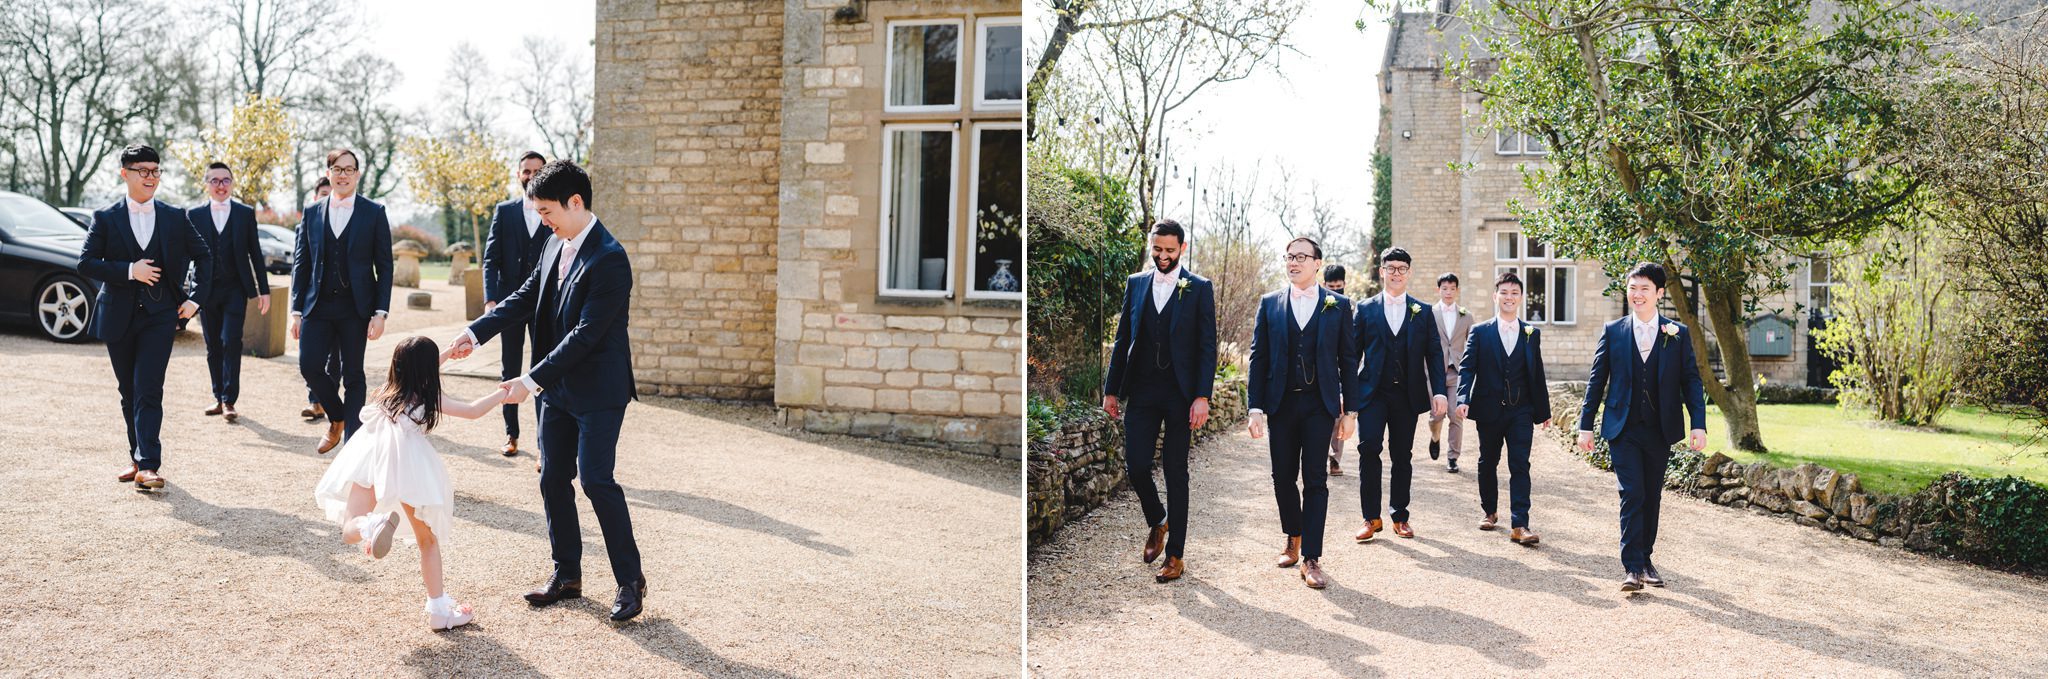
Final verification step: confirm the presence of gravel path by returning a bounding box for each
[0,281,1022,677]
[1028,420,2048,677]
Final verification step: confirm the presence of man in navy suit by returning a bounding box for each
[449,161,647,622]
[481,151,551,458]
[76,144,211,491]
[1576,262,1708,591]
[302,178,341,421]
[1248,237,1357,590]
[1350,247,1448,542]
[289,148,394,453]
[1102,219,1217,583]
[1456,271,1552,546]
[189,162,272,423]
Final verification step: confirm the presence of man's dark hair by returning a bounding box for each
[206,161,231,173]
[1438,272,1459,287]
[1150,219,1186,246]
[518,150,546,165]
[526,160,593,209]
[326,148,360,169]
[314,177,331,191]
[1495,270,1523,291]
[1287,236,1323,260]
[1626,261,1667,290]
[1324,264,1347,282]
[1380,246,1412,266]
[119,144,160,166]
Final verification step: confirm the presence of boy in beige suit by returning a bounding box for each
[1429,273,1473,473]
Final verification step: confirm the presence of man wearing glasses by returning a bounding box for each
[481,151,552,459]
[188,162,272,424]
[1248,237,1357,589]
[1349,247,1448,542]
[77,144,212,491]
[290,148,394,453]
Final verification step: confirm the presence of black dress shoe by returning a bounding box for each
[1621,572,1646,592]
[525,573,583,606]
[610,579,647,622]
[1643,567,1665,587]
[1446,459,1459,473]
[1429,440,1440,460]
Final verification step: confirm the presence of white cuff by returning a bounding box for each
[1578,430,1595,436]
[1248,408,1264,415]
[462,329,479,346]
[518,374,539,392]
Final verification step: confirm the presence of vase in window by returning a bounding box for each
[986,259,1020,292]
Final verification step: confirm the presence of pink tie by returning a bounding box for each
[557,243,576,282]
[1291,287,1315,300]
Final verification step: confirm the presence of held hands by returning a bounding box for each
[446,333,476,360]
[1101,394,1120,419]
[1248,412,1267,439]
[490,385,514,404]
[1690,428,1708,452]
[499,378,531,404]
[130,259,161,285]
[367,315,386,340]
[1431,394,1448,419]
[1189,397,1210,429]
[177,300,198,319]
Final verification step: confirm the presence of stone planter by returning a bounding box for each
[392,240,428,288]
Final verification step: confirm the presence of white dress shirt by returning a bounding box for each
[1499,317,1521,356]
[1634,314,1659,362]
[209,199,230,235]
[327,194,356,239]
[1288,283,1319,329]
[522,199,543,237]
[1149,267,1177,312]
[1381,291,1407,335]
[126,197,155,251]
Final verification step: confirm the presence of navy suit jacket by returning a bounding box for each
[1578,316,1709,443]
[1248,287,1357,419]
[289,196,394,318]
[1351,293,1448,414]
[186,201,270,300]
[1103,268,1218,403]
[482,198,547,303]
[77,199,212,341]
[1456,319,1553,424]
[468,220,637,414]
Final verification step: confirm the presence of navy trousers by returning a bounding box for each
[538,403,644,588]
[1608,420,1672,573]
[1357,391,1420,523]
[299,302,369,436]
[199,289,247,405]
[1269,391,1334,559]
[106,304,178,471]
[1475,404,1536,529]
[1122,390,1191,558]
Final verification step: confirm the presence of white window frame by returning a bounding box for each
[884,19,965,114]
[1522,130,1551,156]
[1807,255,1839,316]
[1495,230,1577,326]
[972,16,1023,112]
[877,123,961,299]
[1495,129,1552,157]
[964,122,1024,301]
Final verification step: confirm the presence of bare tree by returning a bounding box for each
[0,0,181,206]
[510,36,592,164]
[440,42,498,138]
[1195,161,1279,359]
[213,0,345,103]
[1269,169,1362,268]
[306,52,415,200]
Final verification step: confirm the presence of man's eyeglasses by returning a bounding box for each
[1281,253,1317,264]
[123,166,162,179]
[329,166,360,176]
[1381,264,1412,275]
[204,178,233,186]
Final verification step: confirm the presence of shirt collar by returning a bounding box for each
[1289,282,1318,299]
[211,199,230,211]
[1633,313,1659,331]
[126,197,152,213]
[1383,290,1404,307]
[1152,265,1179,285]
[330,193,356,210]
[561,213,598,251]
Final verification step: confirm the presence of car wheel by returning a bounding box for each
[35,275,92,343]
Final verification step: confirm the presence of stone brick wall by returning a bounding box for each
[1028,377,1249,548]
[595,0,784,401]
[774,0,1024,458]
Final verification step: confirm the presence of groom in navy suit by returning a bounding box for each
[481,151,551,458]
[1350,247,1448,542]
[1102,219,1217,583]
[1249,237,1357,589]
[1455,271,1552,545]
[1576,262,1708,591]
[77,144,212,490]
[290,148,394,453]
[188,162,272,423]
[451,160,647,622]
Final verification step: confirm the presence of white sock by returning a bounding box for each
[425,594,457,616]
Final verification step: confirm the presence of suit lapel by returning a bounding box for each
[112,207,140,259]
[1126,275,1148,340]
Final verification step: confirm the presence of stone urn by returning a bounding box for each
[392,239,428,288]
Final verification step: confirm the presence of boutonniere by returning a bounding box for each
[1321,296,1337,313]
[1458,306,1469,316]
[1408,302,1422,317]
[1661,323,1679,346]
[1175,278,1190,299]
[1524,325,1534,337]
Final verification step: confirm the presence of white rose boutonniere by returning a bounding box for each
[1661,323,1679,346]
[1322,296,1337,313]
[1408,302,1421,317]
[1458,305,1469,316]
[1176,278,1190,299]
[1524,325,1534,337]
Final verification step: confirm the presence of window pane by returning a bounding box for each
[1523,131,1548,154]
[1496,131,1518,155]
[1809,258,1830,284]
[972,128,1023,293]
[1496,232,1518,260]
[1524,266,1547,323]
[981,24,1022,102]
[1552,267,1573,323]
[1524,235,1546,260]
[886,129,954,291]
[890,24,959,108]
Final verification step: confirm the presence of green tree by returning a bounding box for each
[1449,0,1939,451]
[1814,223,1970,426]
[404,131,506,253]
[171,94,294,208]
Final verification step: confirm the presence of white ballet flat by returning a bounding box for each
[427,601,474,631]
[359,512,399,559]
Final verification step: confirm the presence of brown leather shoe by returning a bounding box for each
[116,463,139,483]
[317,421,345,454]
[1510,527,1541,545]
[1393,522,1416,539]
[1155,556,1184,583]
[204,402,224,416]
[502,437,520,457]
[1354,518,1383,542]
[1141,524,1168,564]
[1479,513,1499,531]
[134,469,165,490]
[301,404,324,419]
[1299,558,1328,589]
[222,403,238,423]
[1276,535,1302,568]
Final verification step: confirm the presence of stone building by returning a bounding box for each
[1375,3,1828,386]
[593,0,1024,457]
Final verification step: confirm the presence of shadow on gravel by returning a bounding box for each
[1173,578,1386,678]
[619,617,804,679]
[401,626,546,677]
[157,489,371,584]
[625,486,853,558]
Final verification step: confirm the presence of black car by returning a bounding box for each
[0,191,93,342]
[257,223,294,274]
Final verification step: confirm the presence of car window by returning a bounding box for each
[0,195,88,239]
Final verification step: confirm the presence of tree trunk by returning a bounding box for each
[1027,0,1091,139]
[1669,274,1766,452]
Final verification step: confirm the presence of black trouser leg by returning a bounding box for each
[499,328,526,438]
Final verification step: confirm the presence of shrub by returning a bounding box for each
[1914,473,2048,573]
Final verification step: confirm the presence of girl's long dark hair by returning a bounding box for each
[378,336,442,432]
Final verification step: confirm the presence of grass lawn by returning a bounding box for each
[1703,403,2048,495]
[419,261,452,283]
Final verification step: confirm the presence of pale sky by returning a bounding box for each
[1156,2,1392,257]
[356,0,597,151]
